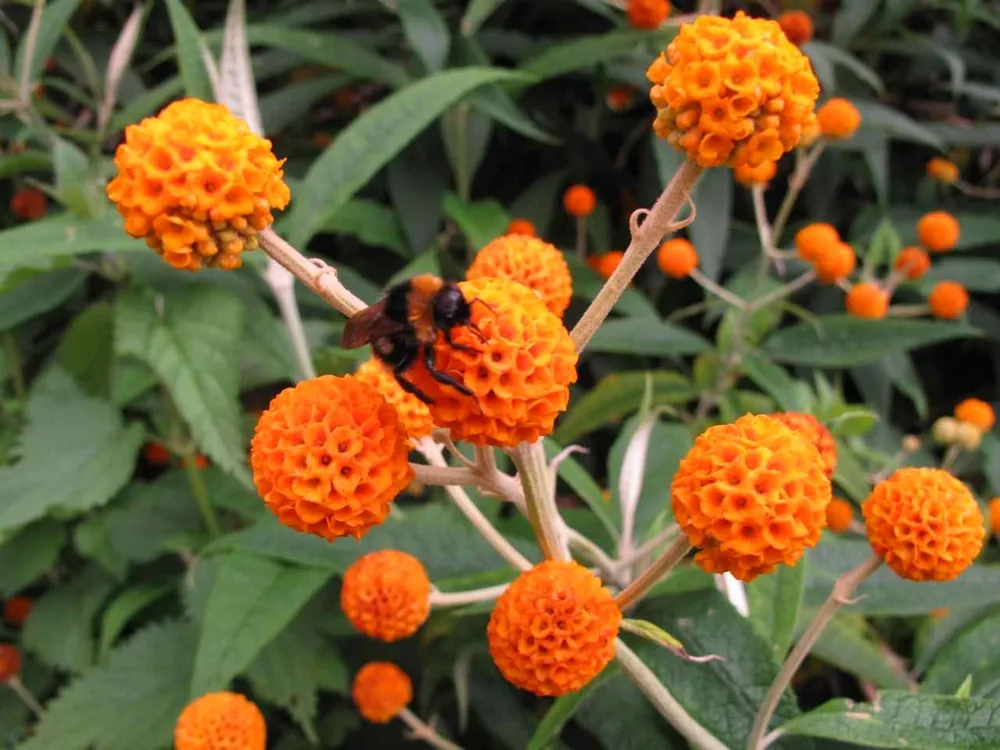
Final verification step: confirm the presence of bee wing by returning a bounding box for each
[340,301,409,348]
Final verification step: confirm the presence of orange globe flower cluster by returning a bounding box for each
[928,279,969,320]
[845,282,890,320]
[340,550,431,642]
[467,234,573,317]
[825,497,855,533]
[10,187,46,220]
[3,597,32,627]
[174,691,266,750]
[927,157,960,185]
[353,662,413,723]
[106,98,290,271]
[777,10,813,46]
[894,246,930,280]
[588,251,624,279]
[770,411,837,479]
[487,561,621,696]
[627,0,669,30]
[954,398,996,432]
[863,468,985,582]
[793,223,856,283]
[563,184,596,217]
[657,238,699,278]
[989,498,1000,536]
[0,644,20,682]
[354,358,434,440]
[647,12,820,168]
[250,375,413,541]
[816,98,861,140]
[734,159,777,186]
[409,277,578,447]
[672,414,831,581]
[917,210,960,253]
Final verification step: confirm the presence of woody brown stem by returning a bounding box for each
[571,159,703,351]
[746,555,882,749]
[613,536,692,611]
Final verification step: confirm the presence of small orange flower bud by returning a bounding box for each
[926,157,959,184]
[466,234,573,317]
[505,217,536,237]
[143,441,172,466]
[182,454,209,470]
[778,10,814,45]
[928,280,968,320]
[917,211,960,253]
[563,185,596,217]
[734,160,777,187]
[174,691,266,750]
[354,358,434,440]
[771,411,837,479]
[863,468,984,582]
[846,282,889,319]
[826,497,854,533]
[817,98,861,140]
[902,434,921,452]
[341,550,430,642]
[627,0,670,30]
[954,398,995,432]
[932,416,959,445]
[894,246,930,280]
[311,131,334,149]
[410,278,578,447]
[605,86,635,112]
[813,241,856,283]
[672,414,831,581]
[795,222,840,262]
[0,644,21,682]
[250,375,413,541]
[657,238,699,279]
[988,497,1000,535]
[353,662,412,723]
[487,561,620,696]
[106,98,291,271]
[3,597,33,627]
[10,188,46,220]
[591,251,624,280]
[648,12,820,168]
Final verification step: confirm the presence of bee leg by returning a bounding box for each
[443,326,476,352]
[391,347,435,404]
[423,345,473,397]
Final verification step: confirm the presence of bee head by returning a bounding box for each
[432,284,472,329]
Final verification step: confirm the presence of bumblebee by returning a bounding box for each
[341,274,482,404]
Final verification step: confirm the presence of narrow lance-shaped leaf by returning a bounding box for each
[163,0,214,100]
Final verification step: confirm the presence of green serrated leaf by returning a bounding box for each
[920,258,1000,293]
[0,369,144,533]
[114,287,249,482]
[23,566,116,673]
[855,99,945,149]
[923,609,1000,696]
[805,536,1000,616]
[0,268,86,331]
[396,0,450,72]
[163,0,214,101]
[190,552,332,696]
[779,691,1000,748]
[442,192,509,250]
[809,612,911,689]
[740,353,809,412]
[20,621,197,750]
[98,581,176,659]
[462,0,507,36]
[587,318,711,357]
[526,671,611,750]
[689,166,732,281]
[285,67,531,247]
[762,316,980,366]
[0,520,66,596]
[56,301,115,397]
[322,198,409,256]
[555,370,694,444]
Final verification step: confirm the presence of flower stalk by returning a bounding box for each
[746,555,882,749]
[614,639,727,750]
[429,583,510,607]
[399,708,466,750]
[5,676,45,719]
[571,159,702,351]
[509,440,570,562]
[613,535,693,610]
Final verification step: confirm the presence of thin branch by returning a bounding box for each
[690,268,747,310]
[18,0,46,105]
[770,142,826,247]
[614,536,693,611]
[430,583,509,607]
[398,708,466,750]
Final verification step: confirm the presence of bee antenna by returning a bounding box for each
[470,297,497,315]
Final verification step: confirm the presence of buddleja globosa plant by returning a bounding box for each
[3,1,1000,749]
